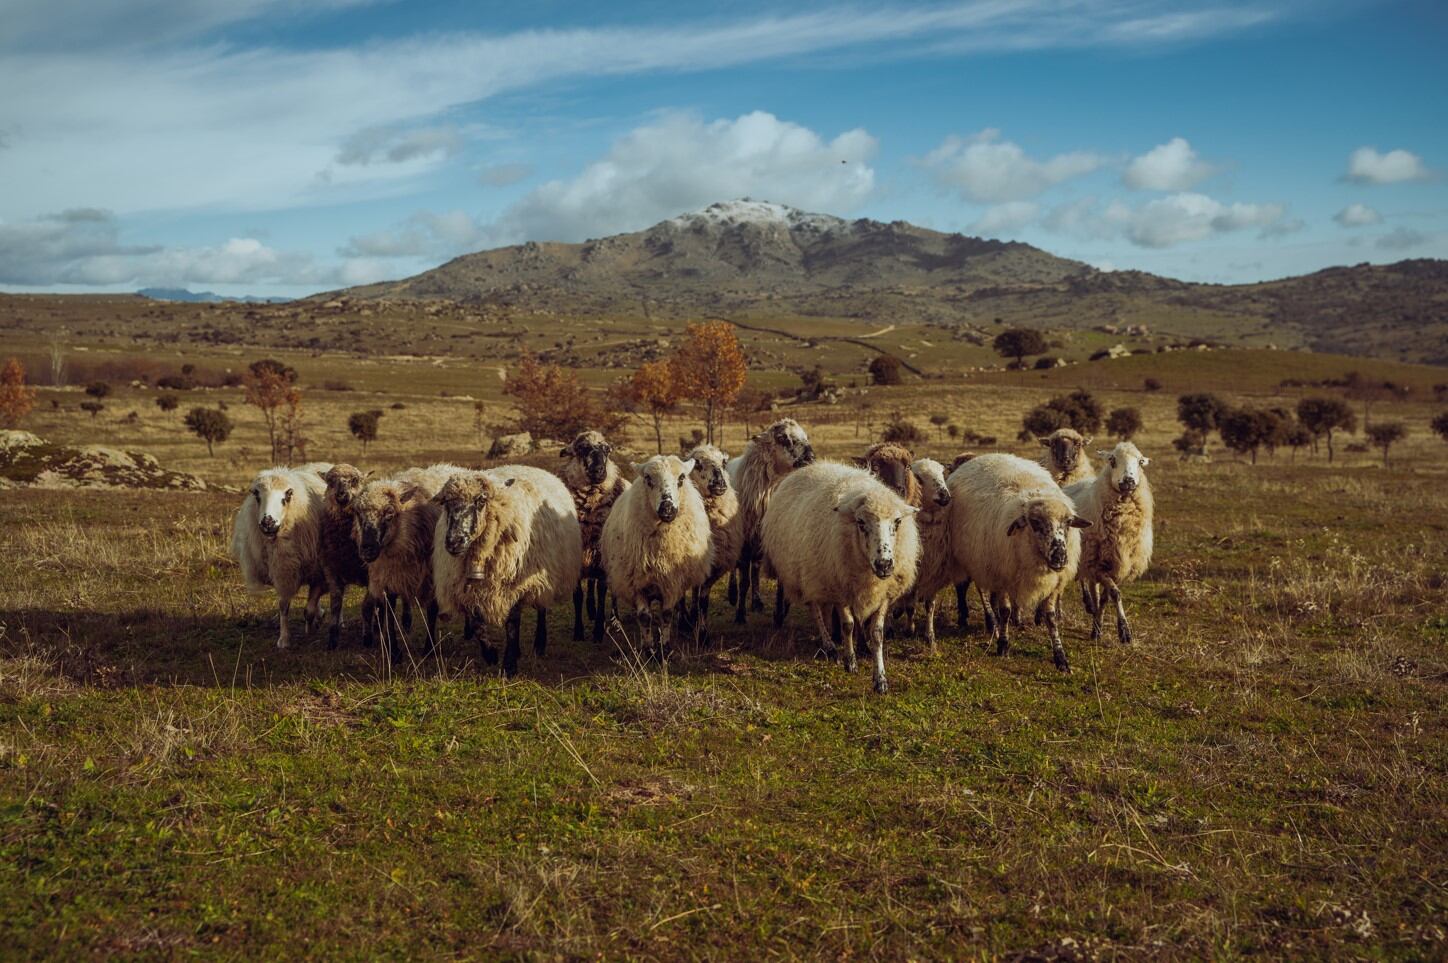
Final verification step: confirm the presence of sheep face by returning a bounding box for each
[323,464,367,514]
[561,431,613,486]
[632,455,695,524]
[758,419,815,472]
[864,446,913,498]
[1007,498,1091,572]
[1098,442,1150,496]
[251,473,295,539]
[686,445,730,498]
[351,483,415,563]
[1041,429,1089,477]
[839,492,917,580]
[431,475,483,556]
[911,458,952,508]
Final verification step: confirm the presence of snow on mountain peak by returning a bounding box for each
[667,198,847,233]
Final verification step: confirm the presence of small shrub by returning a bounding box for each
[85,381,110,399]
[880,414,925,445]
[868,354,903,386]
[1107,407,1143,440]
[390,402,406,410]
[156,374,197,391]
[1144,377,1162,392]
[323,380,355,392]
[185,407,233,456]
[1033,356,1058,370]
[80,401,105,419]
[155,394,180,413]
[348,410,381,452]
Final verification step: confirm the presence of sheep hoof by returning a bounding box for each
[275,638,289,651]
[1053,650,1071,673]
[1118,624,1133,645]
[873,676,888,695]
[993,639,1009,657]
[327,626,340,651]
[843,657,858,673]
[818,644,838,662]
[479,644,499,667]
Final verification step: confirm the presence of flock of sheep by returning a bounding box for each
[230,420,1154,692]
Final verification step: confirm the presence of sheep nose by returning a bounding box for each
[259,516,279,534]
[1047,545,1068,570]
[795,446,815,467]
[446,537,466,555]
[936,492,952,506]
[657,502,678,522]
[872,558,894,579]
[1118,477,1136,492]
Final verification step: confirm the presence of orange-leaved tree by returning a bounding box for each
[0,357,37,428]
[618,359,684,453]
[672,321,747,445]
[242,359,300,462]
[503,352,622,442]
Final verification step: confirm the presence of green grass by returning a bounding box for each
[2,443,1446,957]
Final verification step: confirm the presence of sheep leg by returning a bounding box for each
[358,594,375,649]
[750,560,765,612]
[592,574,609,644]
[773,581,789,628]
[304,583,324,636]
[502,604,522,678]
[991,592,1010,656]
[327,585,346,651]
[585,577,599,621]
[534,607,548,658]
[923,596,938,656]
[830,607,842,651]
[466,612,498,666]
[1106,579,1132,645]
[1088,583,1104,642]
[726,569,738,605]
[868,608,889,694]
[733,556,750,624]
[572,583,586,641]
[1044,597,1070,673]
[400,598,413,635]
[955,582,970,631]
[811,604,837,660]
[658,603,674,658]
[840,608,858,674]
[275,584,297,650]
[1081,580,1098,617]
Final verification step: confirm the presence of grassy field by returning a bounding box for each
[2,341,1447,958]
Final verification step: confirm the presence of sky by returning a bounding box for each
[1,0,1445,298]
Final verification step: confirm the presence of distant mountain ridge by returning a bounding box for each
[138,287,291,304]
[334,199,1448,364]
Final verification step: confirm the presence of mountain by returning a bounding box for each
[138,287,291,304]
[334,199,1448,364]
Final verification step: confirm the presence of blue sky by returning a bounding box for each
[1,0,1444,297]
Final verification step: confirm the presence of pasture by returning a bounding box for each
[1,350,1446,958]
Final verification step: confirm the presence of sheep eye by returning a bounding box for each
[1110,458,1117,468]
[678,475,686,486]
[645,476,655,487]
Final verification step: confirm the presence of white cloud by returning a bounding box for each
[1123,137,1215,190]
[1345,147,1431,184]
[1376,227,1428,251]
[336,125,462,167]
[971,201,1039,235]
[0,208,334,286]
[1333,203,1382,227]
[1043,192,1291,247]
[340,210,488,259]
[923,129,1103,202]
[478,163,533,187]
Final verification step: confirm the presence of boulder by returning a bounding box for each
[487,432,534,458]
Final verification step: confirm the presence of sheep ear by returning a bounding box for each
[363,469,376,479]
[718,450,729,462]
[903,506,920,516]
[1039,438,1051,448]
[680,459,695,475]
[1083,435,1093,446]
[559,446,572,459]
[1069,516,1093,529]
[1007,517,1027,536]
[1097,449,1111,459]
[505,478,516,487]
[1139,456,1151,467]
[398,485,419,504]
[631,462,645,474]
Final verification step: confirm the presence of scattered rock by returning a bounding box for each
[487,432,534,458]
[0,433,214,491]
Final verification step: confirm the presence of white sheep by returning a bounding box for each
[601,455,714,655]
[904,457,954,652]
[725,418,815,623]
[1039,428,1095,487]
[432,465,583,677]
[946,453,1090,672]
[558,431,630,644]
[231,462,332,649]
[685,444,743,640]
[761,462,920,694]
[1064,442,1155,645]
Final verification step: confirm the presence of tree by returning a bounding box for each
[348,410,382,452]
[868,354,903,385]
[619,359,684,454]
[671,321,747,445]
[1219,407,1276,464]
[881,413,926,445]
[1022,389,1103,438]
[80,401,104,419]
[1177,393,1227,435]
[0,357,37,428]
[1433,411,1448,445]
[992,328,1048,369]
[278,391,308,464]
[155,393,180,414]
[1143,377,1162,392]
[503,352,621,441]
[85,381,110,399]
[1106,407,1142,440]
[185,406,233,456]
[243,359,300,461]
[929,413,948,441]
[1296,396,1357,462]
[1366,422,1406,467]
[1343,372,1409,431]
[733,387,774,437]
[1284,423,1313,462]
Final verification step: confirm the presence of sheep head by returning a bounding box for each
[351,481,418,563]
[836,489,917,580]
[322,464,369,514]
[911,458,952,509]
[754,418,814,473]
[432,472,513,557]
[250,470,296,539]
[1098,442,1150,496]
[631,455,695,525]
[685,444,730,498]
[1006,495,1091,572]
[863,443,916,501]
[1041,429,1090,478]
[561,431,613,486]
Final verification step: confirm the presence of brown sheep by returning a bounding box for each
[351,479,443,663]
[559,430,630,643]
[1039,428,1094,486]
[861,442,923,508]
[725,418,815,624]
[319,464,375,650]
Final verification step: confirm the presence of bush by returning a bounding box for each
[348,410,381,452]
[390,402,406,410]
[1022,389,1103,438]
[155,374,197,391]
[1106,407,1143,440]
[993,328,1048,367]
[322,380,355,392]
[880,415,926,445]
[85,381,110,399]
[1144,377,1162,392]
[80,401,105,419]
[868,354,903,386]
[1033,356,1058,370]
[155,394,180,413]
[184,406,233,456]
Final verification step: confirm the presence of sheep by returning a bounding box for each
[761,462,919,694]
[1064,442,1155,645]
[601,455,714,656]
[861,442,923,507]
[904,457,955,652]
[946,453,1091,672]
[1039,428,1095,486]
[351,476,450,662]
[725,417,815,624]
[683,444,743,639]
[319,464,373,649]
[231,462,331,649]
[432,466,582,677]
[559,431,630,643]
